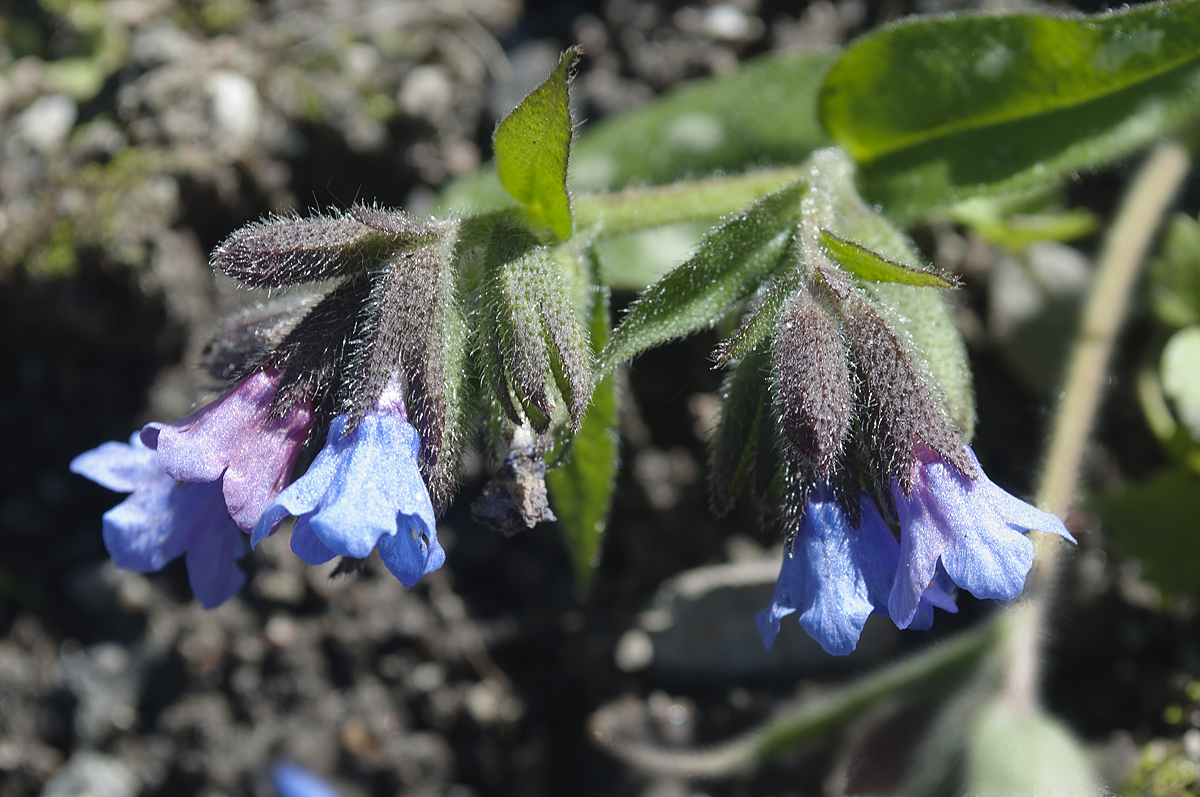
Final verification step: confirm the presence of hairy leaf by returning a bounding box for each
[547,288,619,596]
[493,47,578,239]
[599,181,805,373]
[820,230,955,288]
[822,1,1200,217]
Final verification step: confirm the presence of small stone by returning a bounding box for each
[16,95,77,153]
[207,70,261,144]
[40,751,138,797]
[614,629,654,672]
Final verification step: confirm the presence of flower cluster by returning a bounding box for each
[70,208,463,606]
[752,265,1075,655]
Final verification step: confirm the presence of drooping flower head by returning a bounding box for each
[253,382,444,587]
[69,434,246,608]
[757,482,959,655]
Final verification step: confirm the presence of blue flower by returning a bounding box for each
[271,763,339,797]
[69,434,246,608]
[887,443,1076,629]
[756,484,957,656]
[252,387,444,587]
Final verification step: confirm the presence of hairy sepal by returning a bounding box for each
[481,223,592,433]
[773,287,853,478]
[345,220,467,510]
[213,206,439,289]
[202,294,317,382]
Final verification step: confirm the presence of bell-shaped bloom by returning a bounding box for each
[888,443,1076,629]
[756,484,957,656]
[69,434,246,608]
[140,367,312,532]
[252,385,444,587]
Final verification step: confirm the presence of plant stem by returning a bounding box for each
[1006,140,1191,712]
[573,166,806,237]
[593,620,1000,777]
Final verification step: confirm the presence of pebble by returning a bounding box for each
[17,95,77,153]
[40,751,138,797]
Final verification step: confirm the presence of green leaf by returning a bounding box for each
[546,288,619,597]
[599,181,805,374]
[493,47,578,239]
[820,229,955,287]
[571,49,836,192]
[967,701,1099,797]
[1150,213,1200,327]
[822,2,1200,218]
[709,343,775,515]
[592,222,709,290]
[1162,326,1200,440]
[949,199,1100,253]
[1097,467,1200,594]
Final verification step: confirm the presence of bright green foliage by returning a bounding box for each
[1150,213,1200,328]
[571,50,835,192]
[822,1,1200,218]
[1098,468,1200,595]
[966,700,1098,797]
[819,230,955,288]
[599,181,806,374]
[547,288,619,597]
[949,196,1100,254]
[493,47,578,239]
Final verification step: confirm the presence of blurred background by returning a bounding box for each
[3,0,1200,795]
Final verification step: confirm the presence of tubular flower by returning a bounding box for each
[887,443,1076,629]
[140,367,312,532]
[253,384,444,587]
[69,434,246,608]
[757,483,957,655]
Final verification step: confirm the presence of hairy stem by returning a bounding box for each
[573,166,806,237]
[1006,140,1191,712]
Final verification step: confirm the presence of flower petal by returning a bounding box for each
[143,368,311,531]
[70,433,159,493]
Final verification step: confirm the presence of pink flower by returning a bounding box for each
[140,367,312,532]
